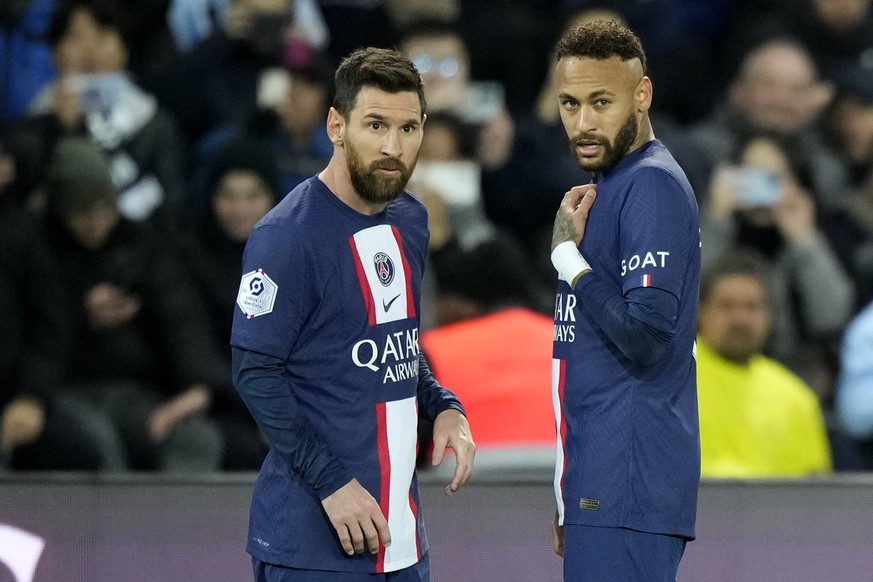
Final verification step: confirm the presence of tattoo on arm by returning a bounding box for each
[552,213,578,251]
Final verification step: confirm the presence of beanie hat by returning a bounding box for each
[45,137,116,216]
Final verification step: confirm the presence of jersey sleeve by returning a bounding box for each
[231,223,310,359]
[618,167,698,300]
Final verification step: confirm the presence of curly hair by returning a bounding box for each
[555,20,647,74]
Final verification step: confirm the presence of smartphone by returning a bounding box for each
[722,166,783,208]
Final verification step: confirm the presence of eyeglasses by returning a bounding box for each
[411,54,461,78]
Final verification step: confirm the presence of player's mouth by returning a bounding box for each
[575,141,603,157]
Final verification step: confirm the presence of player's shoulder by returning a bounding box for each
[251,179,325,239]
[630,143,690,187]
[394,189,428,216]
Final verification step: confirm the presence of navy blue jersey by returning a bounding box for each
[552,140,701,539]
[231,176,455,573]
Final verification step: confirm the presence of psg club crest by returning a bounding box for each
[237,268,278,319]
[373,252,395,287]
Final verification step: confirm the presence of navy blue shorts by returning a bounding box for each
[253,553,430,582]
[563,524,686,582]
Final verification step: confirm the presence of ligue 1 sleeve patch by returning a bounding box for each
[236,268,278,319]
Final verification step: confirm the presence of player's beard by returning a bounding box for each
[345,137,415,204]
[570,112,638,174]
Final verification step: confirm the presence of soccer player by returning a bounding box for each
[547,21,701,581]
[231,47,475,582]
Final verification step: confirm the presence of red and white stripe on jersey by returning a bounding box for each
[375,396,420,572]
[640,273,652,287]
[349,225,416,326]
[552,358,568,525]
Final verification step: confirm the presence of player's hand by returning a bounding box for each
[321,478,392,555]
[431,408,475,496]
[552,184,597,252]
[552,511,564,557]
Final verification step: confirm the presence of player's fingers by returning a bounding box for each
[336,523,355,556]
[430,432,448,466]
[445,458,471,496]
[348,521,366,554]
[373,511,392,549]
[552,521,564,557]
[574,187,597,215]
[360,519,381,554]
[561,188,584,210]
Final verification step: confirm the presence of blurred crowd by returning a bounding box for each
[1,0,873,474]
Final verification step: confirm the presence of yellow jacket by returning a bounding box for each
[696,338,832,478]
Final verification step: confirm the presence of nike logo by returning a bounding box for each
[383,294,401,312]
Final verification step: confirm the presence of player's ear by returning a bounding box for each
[327,107,345,146]
[636,77,653,113]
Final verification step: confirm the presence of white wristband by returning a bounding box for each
[551,241,591,285]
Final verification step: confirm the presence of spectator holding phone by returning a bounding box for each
[7,0,185,230]
[701,133,854,398]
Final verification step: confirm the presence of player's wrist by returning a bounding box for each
[551,241,592,286]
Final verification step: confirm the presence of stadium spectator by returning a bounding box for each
[0,136,108,471]
[700,133,854,397]
[178,138,278,470]
[786,0,873,78]
[142,0,295,151]
[410,112,551,326]
[166,0,328,54]
[835,297,873,470]
[684,38,849,211]
[697,253,833,478]
[41,136,226,471]
[8,0,186,230]
[397,20,515,171]
[186,44,336,207]
[0,0,55,121]
[826,60,873,308]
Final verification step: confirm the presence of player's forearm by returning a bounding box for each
[574,275,678,369]
[416,353,465,422]
[231,346,353,498]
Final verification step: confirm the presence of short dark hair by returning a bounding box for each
[699,251,770,305]
[555,19,646,74]
[47,0,126,48]
[332,47,427,118]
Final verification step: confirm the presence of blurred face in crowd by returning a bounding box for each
[278,73,330,141]
[812,0,871,32]
[213,170,275,242]
[698,273,771,364]
[227,0,294,55]
[831,96,873,165]
[54,8,127,75]
[419,120,461,161]
[556,55,650,174]
[400,33,469,112]
[729,41,832,136]
[330,86,424,205]
[65,201,120,250]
